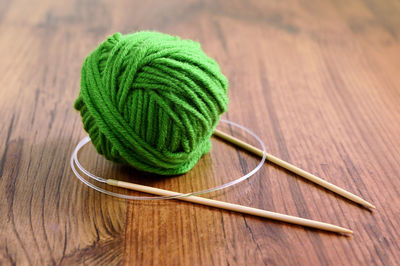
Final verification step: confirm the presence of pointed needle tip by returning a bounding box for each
[341,229,353,236]
[364,202,376,210]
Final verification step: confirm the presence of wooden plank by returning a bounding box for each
[0,0,400,265]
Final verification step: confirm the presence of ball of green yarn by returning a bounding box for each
[74,31,229,175]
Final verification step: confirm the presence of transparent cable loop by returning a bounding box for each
[70,119,267,200]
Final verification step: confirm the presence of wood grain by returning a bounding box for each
[1,0,400,265]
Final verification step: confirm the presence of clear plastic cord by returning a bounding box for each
[70,119,267,200]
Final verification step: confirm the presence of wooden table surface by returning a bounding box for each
[1,0,400,265]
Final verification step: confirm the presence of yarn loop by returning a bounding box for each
[74,32,228,175]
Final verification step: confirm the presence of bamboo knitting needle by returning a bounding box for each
[213,129,375,210]
[107,179,353,235]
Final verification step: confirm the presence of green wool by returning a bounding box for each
[74,31,229,175]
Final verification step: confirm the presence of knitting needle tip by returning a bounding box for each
[344,228,353,235]
[364,202,376,210]
[357,197,375,210]
[342,228,353,235]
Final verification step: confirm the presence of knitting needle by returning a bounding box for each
[107,179,352,235]
[213,129,375,210]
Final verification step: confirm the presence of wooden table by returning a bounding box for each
[1,0,400,265]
